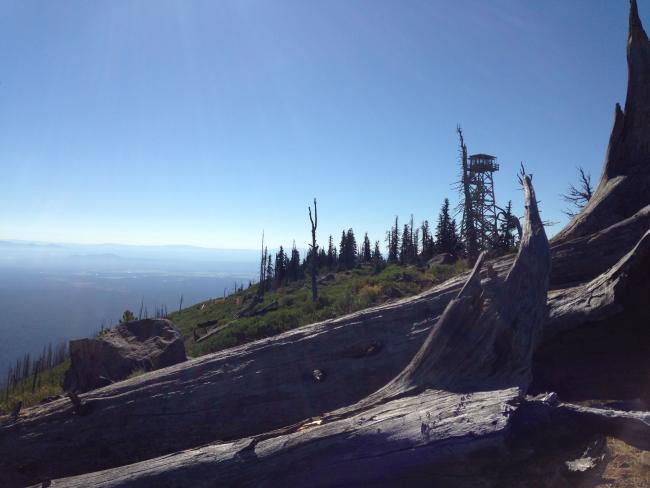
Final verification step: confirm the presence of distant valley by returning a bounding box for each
[0,240,258,378]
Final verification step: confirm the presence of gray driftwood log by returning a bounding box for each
[39,171,552,487]
[2,2,650,486]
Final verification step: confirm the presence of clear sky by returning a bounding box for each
[0,0,642,250]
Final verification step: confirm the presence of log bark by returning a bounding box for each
[545,229,650,340]
[43,388,523,488]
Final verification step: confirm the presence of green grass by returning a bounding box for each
[169,261,467,358]
[0,360,69,413]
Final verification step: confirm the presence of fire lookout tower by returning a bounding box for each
[457,127,500,258]
[467,153,499,248]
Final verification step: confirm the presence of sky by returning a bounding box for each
[0,0,642,251]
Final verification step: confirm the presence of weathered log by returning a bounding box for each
[39,174,551,487]
[545,229,650,340]
[353,174,549,408]
[2,207,648,486]
[2,206,647,486]
[519,393,650,452]
[42,388,523,488]
[554,0,650,242]
[38,393,650,488]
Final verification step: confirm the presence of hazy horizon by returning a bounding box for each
[0,241,258,379]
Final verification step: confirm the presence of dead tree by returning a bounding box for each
[256,231,266,299]
[561,166,593,218]
[308,198,318,302]
[457,126,479,263]
[554,0,650,241]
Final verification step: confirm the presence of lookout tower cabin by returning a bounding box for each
[468,153,499,173]
[467,153,499,248]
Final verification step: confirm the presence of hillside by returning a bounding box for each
[171,261,467,357]
[0,260,466,412]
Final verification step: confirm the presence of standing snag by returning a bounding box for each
[308,198,318,302]
[561,166,593,218]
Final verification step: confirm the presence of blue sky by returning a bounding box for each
[0,0,641,250]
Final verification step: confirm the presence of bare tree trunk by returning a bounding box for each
[308,198,318,302]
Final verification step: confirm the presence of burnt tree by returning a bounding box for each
[308,198,318,302]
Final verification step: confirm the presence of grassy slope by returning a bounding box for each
[169,262,467,358]
[0,262,466,412]
[0,360,69,413]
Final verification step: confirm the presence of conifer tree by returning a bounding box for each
[497,200,517,251]
[338,230,347,269]
[265,252,274,290]
[400,223,414,265]
[413,228,420,260]
[362,232,372,263]
[288,241,301,281]
[275,246,287,286]
[387,216,400,263]
[372,240,385,273]
[435,198,458,254]
[420,220,434,261]
[326,235,337,270]
[339,228,357,270]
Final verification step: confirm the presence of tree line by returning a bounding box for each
[255,195,520,299]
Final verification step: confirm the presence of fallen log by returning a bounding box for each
[43,387,523,488]
[2,195,649,486]
[42,172,551,487]
[545,228,650,340]
[2,203,648,486]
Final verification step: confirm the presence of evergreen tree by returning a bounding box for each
[275,246,287,286]
[326,235,337,270]
[362,232,372,263]
[371,240,385,273]
[399,222,416,265]
[338,230,347,269]
[387,216,400,263]
[288,241,301,281]
[413,228,420,261]
[265,252,274,290]
[340,228,358,269]
[497,200,517,252]
[420,220,435,261]
[435,198,459,254]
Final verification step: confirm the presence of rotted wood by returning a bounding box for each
[546,229,650,340]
